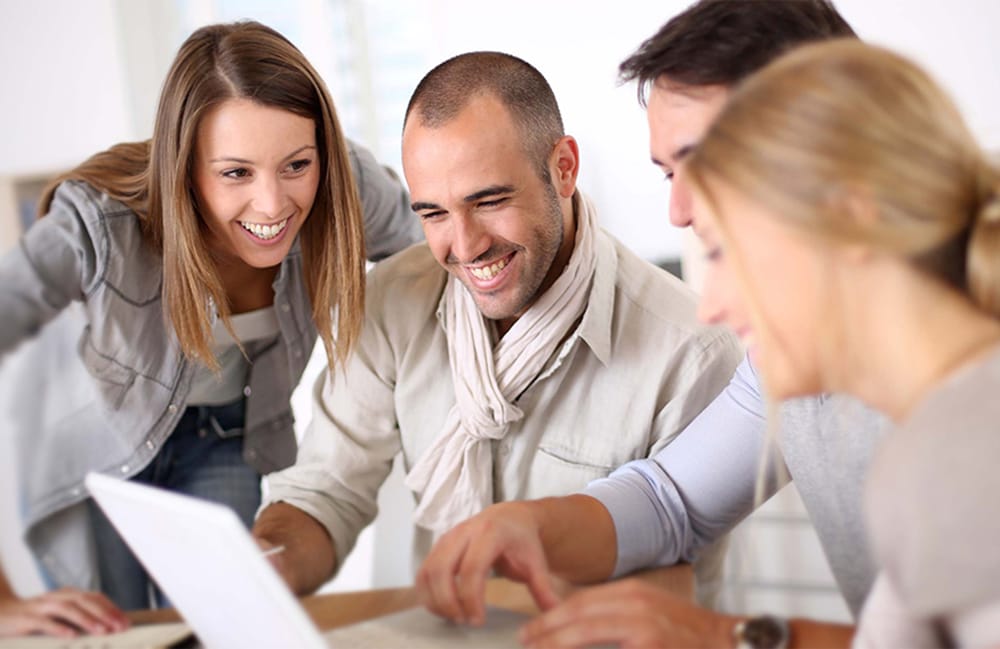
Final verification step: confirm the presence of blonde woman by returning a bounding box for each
[0,21,421,637]
[680,40,1000,647]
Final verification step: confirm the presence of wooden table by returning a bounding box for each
[130,564,693,632]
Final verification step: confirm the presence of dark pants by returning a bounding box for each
[87,399,260,610]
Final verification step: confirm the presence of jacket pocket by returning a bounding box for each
[527,446,617,499]
[77,334,136,410]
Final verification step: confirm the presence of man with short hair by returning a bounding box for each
[251,50,741,605]
[417,3,886,647]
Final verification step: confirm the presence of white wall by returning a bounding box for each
[0,1,136,176]
[2,0,999,614]
[2,0,998,253]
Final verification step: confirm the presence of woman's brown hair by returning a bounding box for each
[40,21,366,371]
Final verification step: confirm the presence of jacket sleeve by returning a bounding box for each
[584,353,789,575]
[0,182,101,357]
[346,139,423,261]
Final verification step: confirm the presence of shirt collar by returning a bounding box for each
[574,228,615,366]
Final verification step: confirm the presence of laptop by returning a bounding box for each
[84,472,528,648]
[86,472,326,648]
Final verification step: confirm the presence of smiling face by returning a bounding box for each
[694,181,834,399]
[647,79,729,229]
[193,98,320,271]
[402,94,577,333]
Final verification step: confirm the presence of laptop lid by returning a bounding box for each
[84,472,326,649]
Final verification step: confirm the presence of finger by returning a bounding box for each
[415,563,450,620]
[524,565,561,612]
[65,591,130,632]
[499,541,559,612]
[13,613,81,638]
[519,584,637,642]
[37,597,112,635]
[453,533,507,626]
[418,528,472,623]
[521,608,646,649]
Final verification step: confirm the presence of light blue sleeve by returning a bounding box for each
[583,353,788,576]
[345,139,424,261]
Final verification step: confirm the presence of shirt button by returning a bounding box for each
[243,385,252,397]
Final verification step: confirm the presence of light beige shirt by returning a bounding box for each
[265,230,742,597]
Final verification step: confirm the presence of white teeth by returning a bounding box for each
[469,257,508,280]
[239,218,289,240]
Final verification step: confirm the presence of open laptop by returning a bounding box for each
[85,472,528,648]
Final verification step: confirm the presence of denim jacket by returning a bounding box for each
[0,140,422,588]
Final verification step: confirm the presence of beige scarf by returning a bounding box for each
[404,193,599,534]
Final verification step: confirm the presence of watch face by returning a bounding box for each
[740,616,789,649]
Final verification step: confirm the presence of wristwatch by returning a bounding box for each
[732,615,790,649]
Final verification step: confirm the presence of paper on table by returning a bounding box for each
[322,606,529,648]
[0,622,192,649]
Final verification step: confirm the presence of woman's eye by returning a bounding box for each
[663,170,675,183]
[222,168,250,179]
[288,159,313,173]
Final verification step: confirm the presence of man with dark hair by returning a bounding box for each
[417,3,885,647]
[251,51,741,606]
[620,0,855,91]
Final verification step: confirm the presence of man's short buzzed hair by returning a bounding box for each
[404,51,565,182]
[620,0,857,105]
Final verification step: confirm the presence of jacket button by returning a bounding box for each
[243,385,252,397]
[168,403,178,413]
[146,440,155,450]
[120,465,130,474]
[281,303,291,313]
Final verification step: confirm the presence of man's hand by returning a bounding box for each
[252,502,337,595]
[417,501,561,626]
[0,589,130,638]
[518,578,737,649]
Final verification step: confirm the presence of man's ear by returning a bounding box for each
[550,135,580,198]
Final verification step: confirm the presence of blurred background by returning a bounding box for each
[2,0,998,623]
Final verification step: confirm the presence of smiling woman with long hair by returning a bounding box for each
[687,39,1000,647]
[0,20,421,638]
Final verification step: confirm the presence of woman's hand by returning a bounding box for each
[0,589,130,638]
